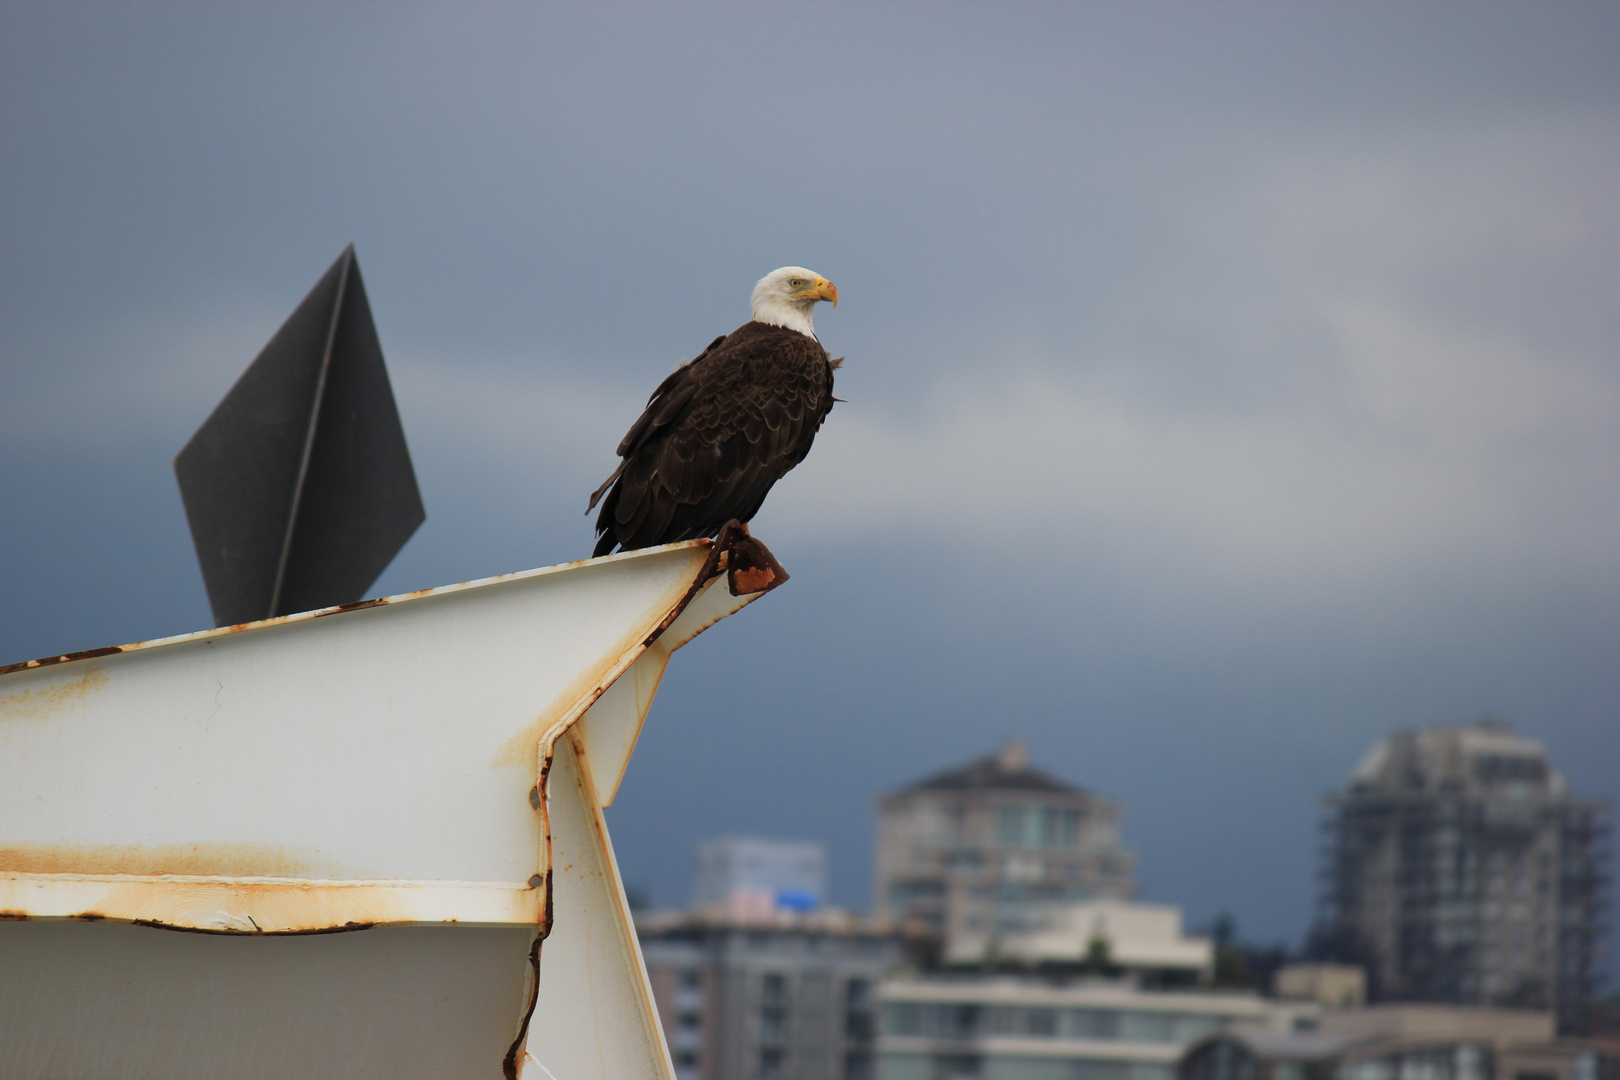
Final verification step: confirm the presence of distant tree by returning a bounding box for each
[1080,935,1123,978]
[1208,913,1293,992]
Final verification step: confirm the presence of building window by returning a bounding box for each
[1183,1040,1259,1080]
[932,1053,983,1079]
[998,806,1027,846]
[1170,1015,1217,1043]
[761,1047,785,1077]
[1064,1008,1120,1040]
[1073,1061,1131,1080]
[1121,1011,1173,1043]
[1040,808,1080,847]
[989,1006,1061,1037]
[846,977,875,1041]
[846,1051,874,1080]
[885,1003,925,1035]
[1128,1065,1174,1080]
[762,973,788,1003]
[935,1004,982,1040]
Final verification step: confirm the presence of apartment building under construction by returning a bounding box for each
[1314,720,1609,1034]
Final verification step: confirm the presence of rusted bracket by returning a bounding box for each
[641,521,788,648]
[719,520,790,597]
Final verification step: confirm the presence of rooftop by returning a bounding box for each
[1345,719,1571,800]
[895,739,1083,796]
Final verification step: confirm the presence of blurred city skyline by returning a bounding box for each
[2,3,1615,984]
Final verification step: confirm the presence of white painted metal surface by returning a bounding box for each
[0,538,773,1078]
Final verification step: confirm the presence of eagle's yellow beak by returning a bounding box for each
[810,277,839,308]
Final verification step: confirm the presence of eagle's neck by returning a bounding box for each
[749,295,818,340]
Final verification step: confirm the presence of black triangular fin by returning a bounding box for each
[175,246,425,626]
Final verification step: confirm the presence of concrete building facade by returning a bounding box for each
[642,910,905,1080]
[1313,721,1609,1033]
[946,900,1212,978]
[875,741,1135,947]
[879,976,1317,1080]
[1179,1003,1620,1080]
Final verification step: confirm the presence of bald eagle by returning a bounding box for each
[588,267,841,557]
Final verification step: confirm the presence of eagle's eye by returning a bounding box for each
[789,278,805,288]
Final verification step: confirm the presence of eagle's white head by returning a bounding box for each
[750,266,838,340]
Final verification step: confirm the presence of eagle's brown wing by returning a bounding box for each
[590,321,836,557]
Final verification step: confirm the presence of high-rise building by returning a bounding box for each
[640,908,903,1080]
[1313,720,1609,1033]
[874,740,1135,945]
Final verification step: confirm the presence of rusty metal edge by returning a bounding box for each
[499,529,786,1078]
[642,521,788,649]
[0,875,546,933]
[0,538,719,679]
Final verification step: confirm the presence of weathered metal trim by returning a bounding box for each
[0,537,716,678]
[566,725,678,1079]
[0,874,544,933]
[483,531,786,1073]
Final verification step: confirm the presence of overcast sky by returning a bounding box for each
[2,2,1616,974]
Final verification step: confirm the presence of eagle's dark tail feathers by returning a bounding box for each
[586,462,626,515]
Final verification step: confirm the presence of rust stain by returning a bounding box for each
[0,876,546,934]
[502,932,547,1080]
[643,537,724,648]
[492,657,622,771]
[324,597,390,614]
[0,647,123,679]
[730,564,777,594]
[0,840,317,878]
[0,668,110,724]
[504,744,556,1080]
[491,551,705,773]
[723,529,790,597]
[60,878,542,935]
[638,522,789,647]
[130,917,377,937]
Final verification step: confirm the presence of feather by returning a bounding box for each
[591,319,839,555]
[586,460,626,513]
